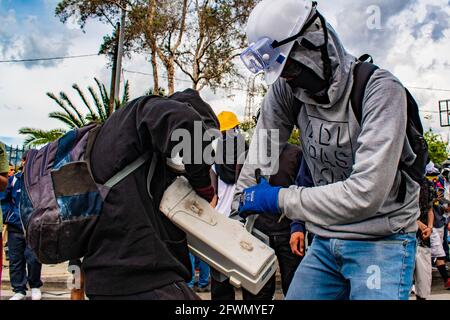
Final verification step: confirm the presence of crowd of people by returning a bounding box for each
[0,150,43,300]
[2,111,449,301]
[413,163,450,299]
[1,0,449,301]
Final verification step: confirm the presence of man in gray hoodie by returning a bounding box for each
[235,0,419,300]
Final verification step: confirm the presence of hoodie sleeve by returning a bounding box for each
[279,70,408,226]
[135,98,215,190]
[2,176,13,222]
[231,79,298,214]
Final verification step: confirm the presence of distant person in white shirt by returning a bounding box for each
[210,111,247,300]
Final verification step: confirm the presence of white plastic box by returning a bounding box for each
[160,176,277,295]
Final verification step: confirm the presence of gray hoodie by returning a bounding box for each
[232,17,420,239]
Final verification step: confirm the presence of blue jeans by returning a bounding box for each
[8,231,43,294]
[188,254,210,288]
[286,232,416,300]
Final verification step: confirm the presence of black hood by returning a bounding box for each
[170,89,219,131]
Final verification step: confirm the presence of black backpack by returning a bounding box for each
[351,55,429,202]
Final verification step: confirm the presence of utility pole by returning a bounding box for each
[244,75,257,122]
[108,22,120,115]
[114,8,127,103]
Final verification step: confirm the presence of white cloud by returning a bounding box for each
[0,8,77,68]
[0,6,113,141]
[303,0,450,138]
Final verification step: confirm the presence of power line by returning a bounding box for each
[123,68,249,93]
[420,110,440,114]
[1,54,450,94]
[0,54,99,63]
[125,68,450,94]
[408,86,450,93]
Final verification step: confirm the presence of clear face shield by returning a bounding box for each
[241,3,333,85]
[240,37,286,74]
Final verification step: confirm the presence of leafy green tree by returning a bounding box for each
[240,119,301,146]
[173,0,257,91]
[145,87,167,97]
[20,79,130,147]
[288,129,300,146]
[56,0,257,94]
[56,0,187,95]
[424,129,448,165]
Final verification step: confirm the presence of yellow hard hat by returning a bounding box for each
[217,111,240,132]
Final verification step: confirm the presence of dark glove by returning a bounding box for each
[194,185,215,203]
[238,177,281,217]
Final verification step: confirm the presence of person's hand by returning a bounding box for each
[421,227,432,240]
[447,224,450,232]
[290,232,305,257]
[238,177,282,218]
[210,195,218,208]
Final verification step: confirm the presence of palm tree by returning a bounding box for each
[18,128,67,149]
[20,79,130,147]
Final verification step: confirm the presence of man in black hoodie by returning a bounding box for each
[83,89,219,300]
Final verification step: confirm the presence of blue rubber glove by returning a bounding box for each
[238,177,282,217]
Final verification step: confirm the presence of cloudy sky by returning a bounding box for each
[0,0,449,146]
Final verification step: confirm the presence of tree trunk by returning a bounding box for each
[108,23,120,115]
[192,57,201,91]
[147,0,159,94]
[150,42,159,93]
[167,58,175,95]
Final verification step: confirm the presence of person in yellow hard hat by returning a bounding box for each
[209,111,248,299]
[186,111,243,294]
[214,111,242,214]
[217,111,240,132]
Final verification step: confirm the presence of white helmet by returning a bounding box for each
[241,0,315,85]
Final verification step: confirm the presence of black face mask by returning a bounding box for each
[282,59,329,95]
[273,7,333,85]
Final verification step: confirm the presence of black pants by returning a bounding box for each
[8,231,43,294]
[88,281,199,300]
[211,271,236,300]
[211,233,302,300]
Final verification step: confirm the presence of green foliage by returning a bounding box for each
[55,0,127,29]
[239,120,256,133]
[174,0,257,90]
[425,129,448,165]
[145,87,167,97]
[288,129,300,146]
[55,0,257,93]
[19,128,66,148]
[239,119,301,146]
[20,79,130,147]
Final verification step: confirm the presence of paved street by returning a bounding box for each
[1,262,449,300]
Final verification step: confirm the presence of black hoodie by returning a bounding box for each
[84,89,219,296]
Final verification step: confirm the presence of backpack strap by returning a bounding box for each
[293,97,303,126]
[351,60,411,204]
[351,61,379,125]
[358,54,374,64]
[104,151,152,189]
[395,170,408,203]
[146,153,158,201]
